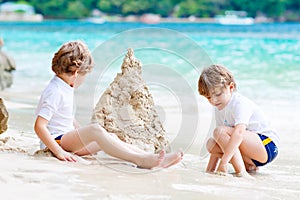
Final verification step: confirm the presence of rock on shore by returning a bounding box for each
[0,38,16,90]
[0,98,8,134]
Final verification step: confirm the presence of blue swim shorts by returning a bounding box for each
[252,134,278,167]
[54,134,64,145]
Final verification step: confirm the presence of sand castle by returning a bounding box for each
[92,49,169,153]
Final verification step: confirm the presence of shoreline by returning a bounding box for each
[0,16,278,24]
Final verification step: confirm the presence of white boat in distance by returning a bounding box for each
[84,16,105,24]
[0,2,43,22]
[215,10,254,25]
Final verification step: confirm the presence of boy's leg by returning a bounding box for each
[107,133,146,154]
[206,155,220,172]
[206,138,222,172]
[105,133,183,167]
[213,126,246,174]
[75,141,100,156]
[60,124,162,168]
[75,133,145,156]
[239,131,268,164]
[60,124,181,169]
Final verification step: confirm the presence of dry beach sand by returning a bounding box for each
[0,50,300,199]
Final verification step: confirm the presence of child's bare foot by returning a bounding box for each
[138,150,165,169]
[213,171,233,177]
[246,165,259,173]
[159,151,183,168]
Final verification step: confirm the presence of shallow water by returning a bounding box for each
[1,21,299,101]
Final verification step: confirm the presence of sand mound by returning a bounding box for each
[33,148,54,157]
[92,48,169,153]
[0,136,27,153]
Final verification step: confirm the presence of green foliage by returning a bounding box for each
[16,0,31,5]
[29,0,67,18]
[97,0,125,14]
[122,0,152,15]
[0,0,299,21]
[174,0,226,17]
[14,9,26,13]
[65,1,90,19]
[156,0,174,17]
[284,0,300,21]
[263,0,286,18]
[29,0,90,19]
[97,0,174,16]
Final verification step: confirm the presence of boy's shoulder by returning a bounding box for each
[45,76,71,92]
[233,92,252,102]
[43,76,59,90]
[231,92,256,108]
[42,76,65,96]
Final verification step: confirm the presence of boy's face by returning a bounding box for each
[207,83,234,110]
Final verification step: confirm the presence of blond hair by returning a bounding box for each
[198,64,236,98]
[52,41,94,75]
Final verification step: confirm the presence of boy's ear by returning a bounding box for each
[229,82,235,91]
[73,69,79,76]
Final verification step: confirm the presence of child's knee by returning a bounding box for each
[213,126,227,140]
[206,138,216,152]
[88,123,106,134]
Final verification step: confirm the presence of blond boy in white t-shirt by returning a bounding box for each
[198,64,279,177]
[34,41,182,169]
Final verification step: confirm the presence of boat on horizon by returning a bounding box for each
[215,10,254,25]
[83,16,106,24]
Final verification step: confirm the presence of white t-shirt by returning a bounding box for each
[215,92,279,147]
[35,75,74,149]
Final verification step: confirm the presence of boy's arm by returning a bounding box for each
[34,116,77,162]
[218,124,245,170]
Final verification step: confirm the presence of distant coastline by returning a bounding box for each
[81,15,273,25]
[0,2,280,24]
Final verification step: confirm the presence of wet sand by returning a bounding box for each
[0,88,300,200]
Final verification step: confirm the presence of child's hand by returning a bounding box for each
[55,150,77,162]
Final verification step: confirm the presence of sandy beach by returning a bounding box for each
[1,85,300,200]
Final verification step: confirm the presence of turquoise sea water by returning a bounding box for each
[1,21,299,103]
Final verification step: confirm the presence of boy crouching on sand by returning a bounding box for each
[198,64,279,177]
